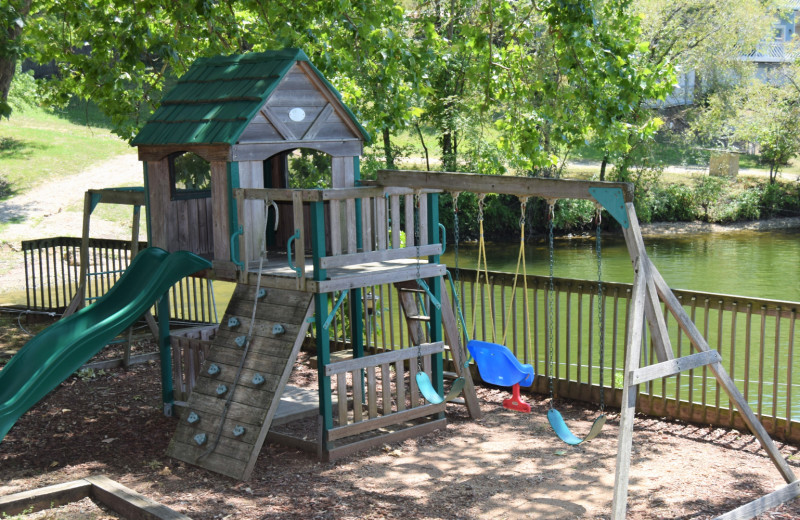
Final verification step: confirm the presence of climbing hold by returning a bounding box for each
[187,412,199,424]
[257,288,267,300]
[227,316,240,328]
[216,384,228,396]
[194,433,207,446]
[235,335,247,347]
[207,364,220,376]
[233,426,245,437]
[272,323,285,335]
[252,373,265,385]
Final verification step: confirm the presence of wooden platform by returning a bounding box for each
[272,384,320,426]
[235,256,447,293]
[167,283,314,481]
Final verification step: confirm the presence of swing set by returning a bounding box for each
[415,189,607,444]
[380,169,799,520]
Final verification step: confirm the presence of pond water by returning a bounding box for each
[440,228,800,302]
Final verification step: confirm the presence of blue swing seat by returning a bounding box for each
[467,340,535,388]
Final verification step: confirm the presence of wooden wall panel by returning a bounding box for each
[238,161,266,265]
[146,160,170,250]
[211,161,231,261]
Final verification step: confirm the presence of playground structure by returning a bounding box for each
[1,48,799,519]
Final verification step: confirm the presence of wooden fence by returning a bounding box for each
[21,237,218,323]
[317,268,800,442]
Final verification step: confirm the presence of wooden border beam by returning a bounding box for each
[376,170,634,202]
[0,476,191,519]
[715,480,800,520]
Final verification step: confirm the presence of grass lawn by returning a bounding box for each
[0,106,131,199]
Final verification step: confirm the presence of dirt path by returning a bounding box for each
[0,154,142,299]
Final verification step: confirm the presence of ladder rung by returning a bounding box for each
[406,315,430,322]
[443,370,458,380]
[398,287,426,293]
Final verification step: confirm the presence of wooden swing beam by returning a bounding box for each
[377,169,634,201]
[376,170,799,520]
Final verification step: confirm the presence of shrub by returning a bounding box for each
[693,175,727,221]
[553,198,596,232]
[719,188,760,222]
[760,182,789,218]
[648,184,696,221]
[7,65,38,114]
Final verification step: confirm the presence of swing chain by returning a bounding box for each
[547,201,556,407]
[596,207,605,412]
[452,192,466,345]
[414,192,423,372]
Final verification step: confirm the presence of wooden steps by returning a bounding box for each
[167,283,313,481]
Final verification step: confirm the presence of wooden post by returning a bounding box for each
[611,262,647,519]
[620,203,673,362]
[311,200,333,453]
[63,192,93,317]
[426,193,444,405]
[157,293,174,417]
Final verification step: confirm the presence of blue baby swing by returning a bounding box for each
[466,195,536,412]
[544,200,606,445]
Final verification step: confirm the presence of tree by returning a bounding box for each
[0,0,33,118]
[475,0,675,179]
[635,0,773,100]
[8,1,411,141]
[693,66,800,184]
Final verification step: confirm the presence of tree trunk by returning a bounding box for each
[600,155,608,182]
[0,0,33,109]
[415,122,431,172]
[441,132,456,172]
[382,128,395,170]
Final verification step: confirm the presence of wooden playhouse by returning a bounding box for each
[131,48,481,480]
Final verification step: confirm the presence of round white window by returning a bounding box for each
[289,107,306,122]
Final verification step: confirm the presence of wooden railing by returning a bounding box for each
[324,341,445,441]
[21,237,218,324]
[316,268,800,441]
[233,186,442,288]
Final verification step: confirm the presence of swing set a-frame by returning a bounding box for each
[378,169,800,520]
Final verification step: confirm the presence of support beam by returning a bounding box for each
[620,202,673,362]
[630,350,721,386]
[611,264,647,519]
[376,170,634,201]
[715,480,800,520]
[646,256,797,484]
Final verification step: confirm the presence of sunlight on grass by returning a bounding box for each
[0,107,131,198]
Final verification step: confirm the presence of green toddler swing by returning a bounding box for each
[545,201,607,445]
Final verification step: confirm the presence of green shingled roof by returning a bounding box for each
[132,48,369,146]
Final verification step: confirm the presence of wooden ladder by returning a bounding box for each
[394,279,482,419]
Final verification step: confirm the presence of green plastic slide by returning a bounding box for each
[0,247,211,443]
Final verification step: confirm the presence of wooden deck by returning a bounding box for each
[236,255,447,293]
[271,384,320,426]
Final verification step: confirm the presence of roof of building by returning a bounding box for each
[132,48,369,147]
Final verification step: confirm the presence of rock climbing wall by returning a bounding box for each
[167,283,313,480]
